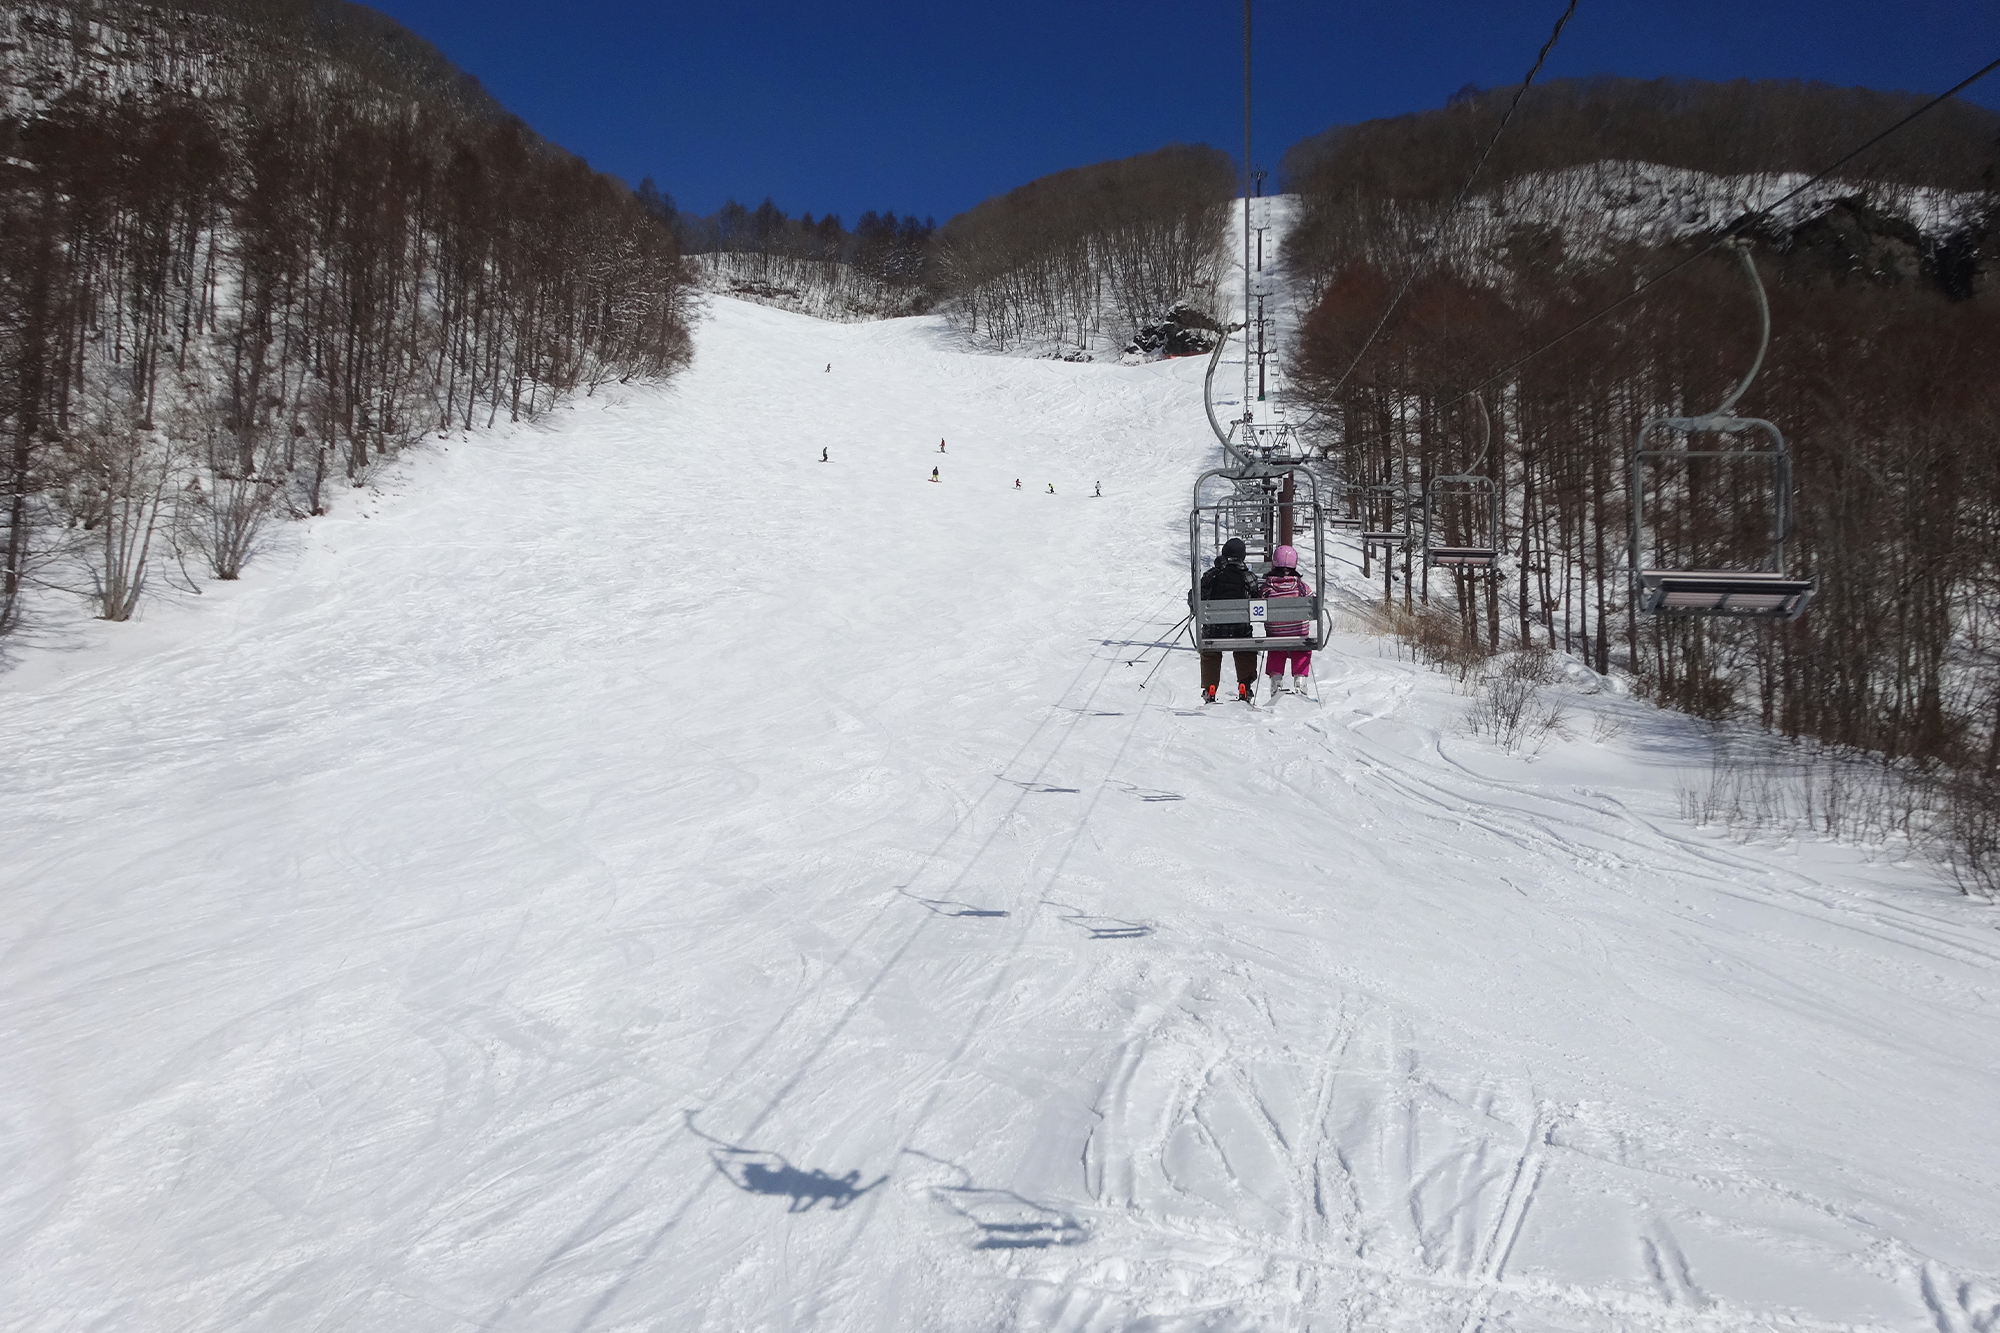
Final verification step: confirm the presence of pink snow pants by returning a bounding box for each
[1266,650,1312,678]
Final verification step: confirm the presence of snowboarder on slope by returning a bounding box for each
[1262,545,1312,693]
[939,439,946,453]
[931,467,940,483]
[820,447,828,462]
[1047,483,1055,494]
[1094,481,1101,497]
[1014,479,1021,489]
[1199,537,1262,703]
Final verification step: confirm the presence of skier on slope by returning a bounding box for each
[931,466,940,483]
[820,447,828,462]
[1262,545,1312,694]
[1199,537,1263,703]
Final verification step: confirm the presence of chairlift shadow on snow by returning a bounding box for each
[1002,777,1081,793]
[1111,780,1185,803]
[686,1112,885,1213]
[898,887,1010,919]
[1047,900,1155,940]
[904,1150,1089,1251]
[1607,697,1741,772]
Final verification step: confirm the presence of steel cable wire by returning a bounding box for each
[1320,0,1582,402]
[1437,53,2000,412]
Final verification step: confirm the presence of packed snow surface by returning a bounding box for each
[4,294,1999,1333]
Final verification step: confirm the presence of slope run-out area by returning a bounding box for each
[3,297,1997,1333]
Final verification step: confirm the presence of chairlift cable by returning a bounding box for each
[1320,0,1581,401]
[1440,52,2000,411]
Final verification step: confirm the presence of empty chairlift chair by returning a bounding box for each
[1422,479,1501,569]
[1629,240,1815,621]
[1325,479,1366,532]
[1422,474,1502,570]
[1423,395,1501,572]
[1360,481,1411,552]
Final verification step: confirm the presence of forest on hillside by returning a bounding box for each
[931,144,1236,355]
[663,146,1239,349]
[1281,76,2000,889]
[0,0,693,633]
[656,189,937,321]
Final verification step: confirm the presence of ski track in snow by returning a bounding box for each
[3,281,2000,1333]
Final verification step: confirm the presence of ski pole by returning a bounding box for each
[1126,616,1188,665]
[1138,619,1192,691]
[1126,614,1191,666]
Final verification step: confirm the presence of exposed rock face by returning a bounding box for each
[1124,302,1224,359]
[1783,197,1927,283]
[1755,196,1997,299]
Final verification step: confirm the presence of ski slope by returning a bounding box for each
[4,294,1999,1333]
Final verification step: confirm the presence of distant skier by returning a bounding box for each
[1199,537,1262,704]
[1047,483,1055,494]
[1093,481,1101,497]
[820,447,829,462]
[1262,545,1312,694]
[931,467,940,483]
[939,439,946,453]
[825,363,831,372]
[1014,479,1021,489]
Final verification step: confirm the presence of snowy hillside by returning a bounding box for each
[4,292,1999,1332]
[1456,161,1989,267]
[687,253,928,322]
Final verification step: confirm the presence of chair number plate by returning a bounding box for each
[1249,600,1267,639]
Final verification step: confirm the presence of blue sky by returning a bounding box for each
[366,0,2000,222]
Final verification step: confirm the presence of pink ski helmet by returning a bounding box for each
[1272,545,1299,569]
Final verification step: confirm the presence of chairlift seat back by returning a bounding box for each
[1637,569,1814,620]
[1190,595,1324,651]
[1426,546,1500,569]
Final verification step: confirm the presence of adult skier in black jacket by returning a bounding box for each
[1198,537,1263,702]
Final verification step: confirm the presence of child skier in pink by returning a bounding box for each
[1263,545,1312,692]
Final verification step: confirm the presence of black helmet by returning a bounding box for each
[1221,537,1247,562]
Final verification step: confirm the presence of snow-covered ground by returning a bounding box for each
[5,289,2000,1332]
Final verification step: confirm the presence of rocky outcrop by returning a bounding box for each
[1123,302,1225,359]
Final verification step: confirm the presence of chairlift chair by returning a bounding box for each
[1326,478,1365,530]
[1241,421,1307,465]
[1360,481,1412,550]
[1421,394,1502,571]
[1630,416,1814,617]
[1629,241,1815,621]
[1422,475,1501,571]
[1188,465,1330,654]
[1189,323,1329,651]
